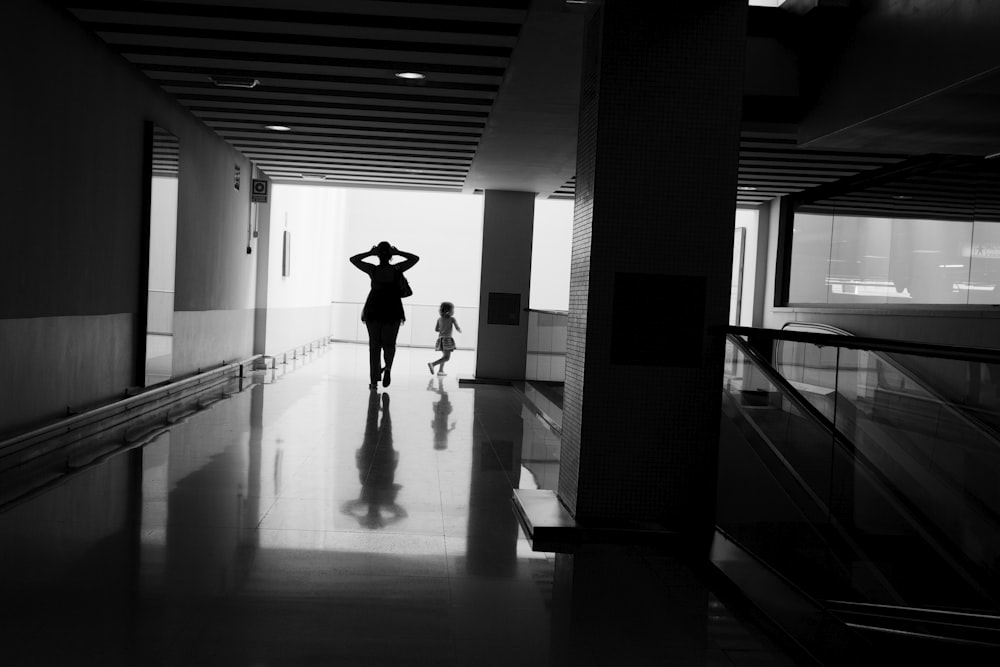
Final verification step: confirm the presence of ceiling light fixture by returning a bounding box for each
[265,124,291,132]
[301,173,327,181]
[210,76,260,89]
[395,71,425,80]
[737,186,757,191]
[892,195,912,200]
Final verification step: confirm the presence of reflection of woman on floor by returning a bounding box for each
[427,377,455,450]
[341,392,407,529]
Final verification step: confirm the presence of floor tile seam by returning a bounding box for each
[436,443,459,612]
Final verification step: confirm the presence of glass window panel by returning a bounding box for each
[789,213,833,304]
[829,215,892,304]
[967,220,1000,305]
[887,218,972,304]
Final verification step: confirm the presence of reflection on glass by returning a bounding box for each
[968,220,1000,305]
[341,392,407,529]
[145,125,179,385]
[722,337,999,610]
[889,217,972,304]
[768,334,1000,608]
[428,377,455,450]
[790,211,984,305]
[789,213,833,303]
[830,215,891,304]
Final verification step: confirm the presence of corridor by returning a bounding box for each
[0,343,797,666]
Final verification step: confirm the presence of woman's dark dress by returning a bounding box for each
[361,265,405,323]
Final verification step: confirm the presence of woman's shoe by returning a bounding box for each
[427,362,434,375]
[382,367,391,387]
[437,371,447,376]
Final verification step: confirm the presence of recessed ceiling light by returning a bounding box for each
[265,124,291,131]
[210,76,260,89]
[301,173,327,181]
[395,71,425,80]
[737,186,757,191]
[892,195,912,200]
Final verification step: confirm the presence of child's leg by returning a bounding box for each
[438,350,451,374]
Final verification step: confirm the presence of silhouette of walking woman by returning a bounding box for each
[350,241,419,389]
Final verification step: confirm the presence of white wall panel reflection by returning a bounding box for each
[789,212,992,305]
[789,213,833,303]
[889,218,971,304]
[830,216,891,304]
[968,220,1000,305]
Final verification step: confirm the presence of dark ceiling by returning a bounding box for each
[50,1,956,207]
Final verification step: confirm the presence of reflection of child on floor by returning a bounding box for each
[428,301,461,376]
[428,377,455,450]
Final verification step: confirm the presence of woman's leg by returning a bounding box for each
[365,320,383,386]
[438,350,451,374]
[381,320,402,386]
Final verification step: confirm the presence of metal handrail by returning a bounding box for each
[725,325,1000,365]
[0,355,260,453]
[726,334,997,604]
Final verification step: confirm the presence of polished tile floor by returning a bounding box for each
[0,343,800,666]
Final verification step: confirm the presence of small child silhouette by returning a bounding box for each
[428,301,461,376]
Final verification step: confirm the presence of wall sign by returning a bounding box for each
[251,179,268,203]
[234,164,241,190]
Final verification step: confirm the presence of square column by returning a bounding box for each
[559,1,747,542]
[474,190,535,380]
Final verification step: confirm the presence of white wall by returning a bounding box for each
[264,184,343,354]
[333,189,484,309]
[530,199,574,312]
[734,208,760,326]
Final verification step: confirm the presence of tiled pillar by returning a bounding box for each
[475,190,535,380]
[559,1,746,542]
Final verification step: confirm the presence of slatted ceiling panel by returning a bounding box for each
[796,156,1000,222]
[59,0,527,188]
[736,132,911,206]
[55,2,923,203]
[548,176,576,200]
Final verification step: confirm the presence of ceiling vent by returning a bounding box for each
[210,76,260,89]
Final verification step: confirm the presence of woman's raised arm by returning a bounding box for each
[392,247,420,272]
[350,247,377,274]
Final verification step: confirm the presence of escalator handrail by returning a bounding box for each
[727,334,853,446]
[726,334,998,605]
[725,325,1000,365]
[775,322,1000,528]
[721,387,908,605]
[827,599,1000,628]
[777,321,1000,445]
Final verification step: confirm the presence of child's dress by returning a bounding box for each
[435,316,458,352]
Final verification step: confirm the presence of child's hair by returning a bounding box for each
[439,301,454,316]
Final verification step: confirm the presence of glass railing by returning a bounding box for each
[721,334,998,613]
[760,326,1000,594]
[526,309,568,382]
